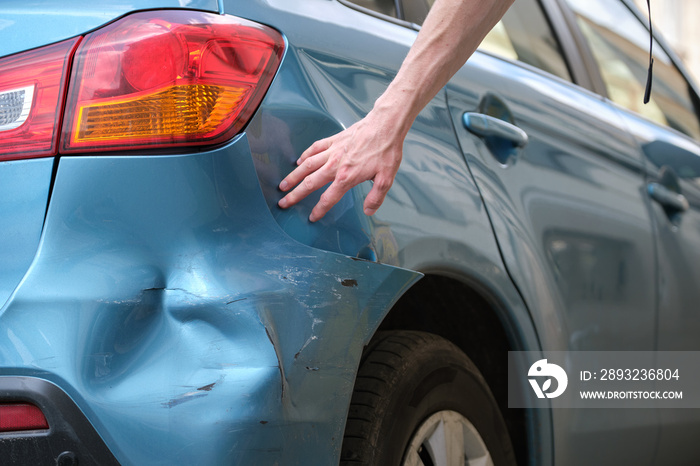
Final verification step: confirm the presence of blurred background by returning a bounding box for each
[634,0,700,83]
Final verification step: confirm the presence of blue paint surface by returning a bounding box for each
[0,158,53,308]
[0,136,420,464]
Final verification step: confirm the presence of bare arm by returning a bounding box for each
[278,0,514,222]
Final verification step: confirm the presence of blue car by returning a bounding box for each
[2,0,700,464]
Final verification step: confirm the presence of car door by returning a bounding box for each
[559,0,700,463]
[432,0,660,463]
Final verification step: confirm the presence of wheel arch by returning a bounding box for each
[372,270,548,466]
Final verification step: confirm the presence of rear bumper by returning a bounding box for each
[0,377,119,465]
[0,135,420,464]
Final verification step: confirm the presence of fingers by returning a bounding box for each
[308,176,353,222]
[363,175,393,216]
[277,125,399,221]
[278,160,335,210]
[278,137,337,211]
[298,138,331,166]
[279,150,329,192]
[309,172,392,221]
[278,137,333,192]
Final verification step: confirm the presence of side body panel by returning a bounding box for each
[553,0,700,462]
[231,1,550,461]
[0,159,54,307]
[446,53,659,464]
[617,111,700,465]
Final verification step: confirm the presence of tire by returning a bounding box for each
[340,331,516,466]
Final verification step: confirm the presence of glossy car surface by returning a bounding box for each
[1,0,699,464]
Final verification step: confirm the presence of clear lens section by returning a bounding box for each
[0,38,80,160]
[0,85,34,131]
[62,10,285,152]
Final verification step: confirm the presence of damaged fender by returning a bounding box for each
[0,135,421,465]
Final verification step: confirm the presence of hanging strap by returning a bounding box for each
[643,0,654,104]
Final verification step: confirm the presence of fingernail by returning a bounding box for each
[279,180,288,191]
[296,158,302,166]
[278,198,288,208]
[309,213,317,222]
[364,208,376,216]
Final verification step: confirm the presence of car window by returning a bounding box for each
[401,0,571,82]
[563,0,700,141]
[347,0,397,18]
[480,0,571,81]
[401,0,430,25]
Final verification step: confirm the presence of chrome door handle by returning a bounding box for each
[647,182,689,213]
[462,112,528,148]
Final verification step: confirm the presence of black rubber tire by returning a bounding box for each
[340,330,516,466]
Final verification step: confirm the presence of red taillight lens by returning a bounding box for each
[61,10,284,153]
[0,38,80,160]
[0,403,49,433]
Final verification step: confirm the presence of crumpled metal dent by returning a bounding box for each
[0,136,421,465]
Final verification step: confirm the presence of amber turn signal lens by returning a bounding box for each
[74,84,245,143]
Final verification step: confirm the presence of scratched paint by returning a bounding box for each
[0,136,421,465]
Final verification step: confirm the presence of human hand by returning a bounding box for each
[277,111,404,222]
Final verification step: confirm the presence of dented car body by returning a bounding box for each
[2,0,700,465]
[1,138,420,464]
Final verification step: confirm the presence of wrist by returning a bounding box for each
[371,91,417,139]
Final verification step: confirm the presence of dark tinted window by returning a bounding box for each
[564,0,700,141]
[347,0,397,18]
[401,0,432,24]
[402,0,571,81]
[481,0,571,80]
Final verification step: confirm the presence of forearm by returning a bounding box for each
[374,0,514,137]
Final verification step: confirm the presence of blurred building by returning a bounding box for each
[635,0,700,84]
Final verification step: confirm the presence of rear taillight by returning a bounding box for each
[0,403,49,433]
[0,11,283,160]
[0,39,80,160]
[61,10,284,153]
